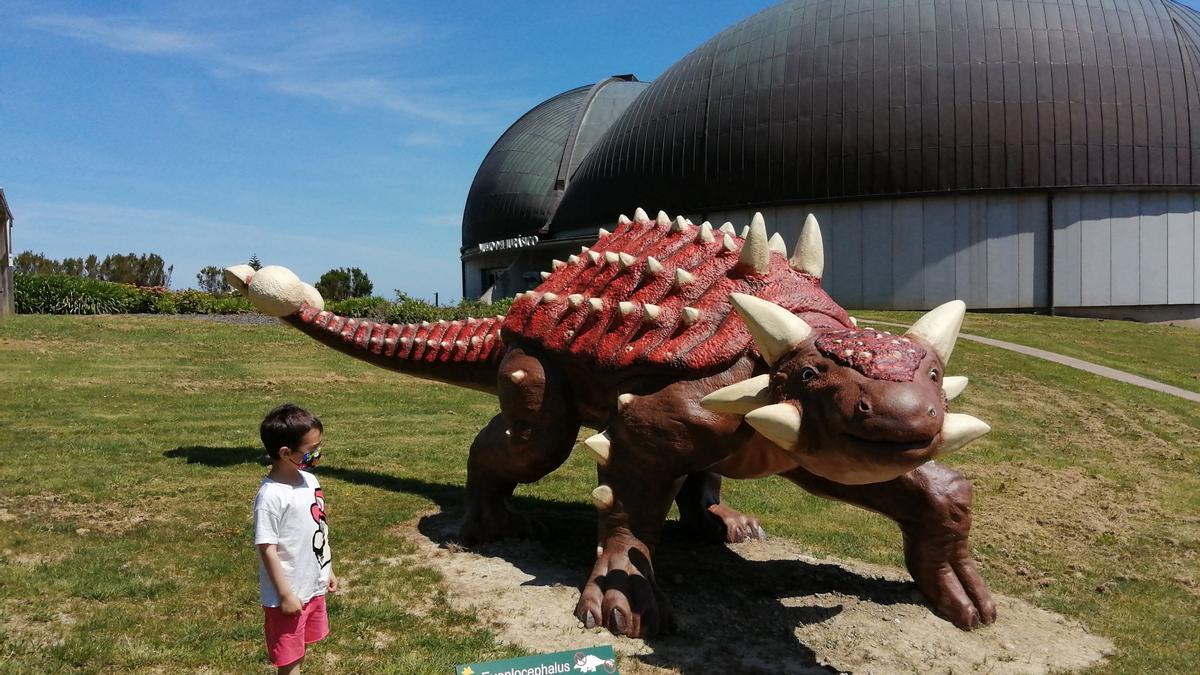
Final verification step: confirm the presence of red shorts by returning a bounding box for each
[263,594,329,667]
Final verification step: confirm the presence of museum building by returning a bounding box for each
[461,0,1200,322]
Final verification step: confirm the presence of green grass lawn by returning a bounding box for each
[853,310,1200,393]
[0,314,1197,672]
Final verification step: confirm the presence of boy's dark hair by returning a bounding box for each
[260,404,323,460]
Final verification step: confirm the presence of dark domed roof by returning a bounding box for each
[552,0,1200,231]
[462,77,649,250]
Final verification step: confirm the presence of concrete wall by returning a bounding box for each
[703,193,1050,310]
[1052,191,1199,308]
[0,214,12,318]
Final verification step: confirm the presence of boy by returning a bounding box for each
[254,404,338,674]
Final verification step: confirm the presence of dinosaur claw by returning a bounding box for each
[609,608,627,635]
[584,611,597,629]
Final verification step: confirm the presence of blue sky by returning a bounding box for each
[2,0,772,301]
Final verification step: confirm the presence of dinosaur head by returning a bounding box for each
[702,295,989,485]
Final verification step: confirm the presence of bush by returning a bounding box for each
[14,274,252,315]
[324,294,514,324]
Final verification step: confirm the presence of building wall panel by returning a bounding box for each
[892,199,926,308]
[1109,192,1142,305]
[985,195,1020,307]
[1052,193,1084,306]
[1165,193,1195,304]
[922,198,958,305]
[1079,193,1113,306]
[1138,191,1169,304]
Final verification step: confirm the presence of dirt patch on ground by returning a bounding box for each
[393,511,1113,674]
[0,493,168,536]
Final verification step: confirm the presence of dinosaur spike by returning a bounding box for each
[699,374,772,415]
[645,256,663,275]
[604,251,619,265]
[619,301,636,317]
[541,271,551,280]
[618,252,635,269]
[719,222,736,235]
[849,316,858,327]
[552,259,566,270]
[672,216,690,232]
[587,251,601,264]
[618,214,632,226]
[942,376,968,401]
[568,254,580,264]
[722,234,737,252]
[682,307,701,325]
[674,268,695,288]
[471,336,481,346]
[569,293,584,307]
[740,225,750,238]
[768,232,787,255]
[591,485,614,509]
[581,246,589,253]
[634,207,650,223]
[737,212,770,274]
[730,293,814,365]
[697,222,715,243]
[937,413,990,455]
[584,432,611,466]
[617,393,634,410]
[744,403,802,452]
[541,292,558,303]
[643,304,661,323]
[904,300,966,365]
[598,228,611,237]
[588,297,603,312]
[495,314,505,321]
[656,210,671,227]
[791,213,825,278]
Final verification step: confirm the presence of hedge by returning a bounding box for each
[14,273,511,322]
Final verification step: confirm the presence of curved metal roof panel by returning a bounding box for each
[551,0,1200,232]
[462,78,649,250]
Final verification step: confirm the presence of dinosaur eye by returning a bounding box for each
[800,366,818,382]
[929,368,940,381]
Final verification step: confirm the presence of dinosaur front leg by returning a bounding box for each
[781,461,996,630]
[575,467,680,638]
[675,471,766,543]
[460,346,580,545]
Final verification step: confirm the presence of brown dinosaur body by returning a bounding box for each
[234,208,995,637]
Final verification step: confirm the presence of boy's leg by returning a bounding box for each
[278,656,303,675]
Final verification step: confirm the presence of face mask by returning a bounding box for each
[290,446,321,470]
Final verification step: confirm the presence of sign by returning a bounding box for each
[456,645,618,675]
[477,235,539,253]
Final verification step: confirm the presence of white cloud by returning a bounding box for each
[22,9,509,128]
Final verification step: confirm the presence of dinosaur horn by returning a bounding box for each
[942,376,968,401]
[904,300,966,365]
[744,403,802,452]
[699,374,771,415]
[583,431,611,466]
[633,207,650,223]
[790,213,824,278]
[768,232,787,255]
[937,413,990,455]
[730,293,813,365]
[738,212,771,274]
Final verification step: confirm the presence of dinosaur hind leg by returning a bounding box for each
[675,471,767,544]
[459,346,580,546]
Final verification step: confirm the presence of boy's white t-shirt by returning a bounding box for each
[253,470,331,607]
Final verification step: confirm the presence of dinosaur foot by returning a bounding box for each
[904,535,997,630]
[457,502,539,547]
[680,503,767,544]
[575,540,675,638]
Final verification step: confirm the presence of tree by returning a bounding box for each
[196,266,231,295]
[97,252,172,287]
[315,267,374,301]
[14,251,59,275]
[248,254,262,271]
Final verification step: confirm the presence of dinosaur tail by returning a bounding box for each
[225,264,504,393]
[284,305,505,393]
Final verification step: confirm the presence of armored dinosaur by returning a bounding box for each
[226,208,995,637]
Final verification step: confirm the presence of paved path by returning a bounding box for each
[856,318,1200,404]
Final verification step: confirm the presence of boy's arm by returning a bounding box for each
[258,544,303,614]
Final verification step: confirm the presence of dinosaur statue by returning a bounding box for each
[226,208,995,637]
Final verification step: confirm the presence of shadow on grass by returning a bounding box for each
[167,450,922,673]
[164,445,268,466]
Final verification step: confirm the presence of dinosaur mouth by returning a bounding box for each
[840,431,938,461]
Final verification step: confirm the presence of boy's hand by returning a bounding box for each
[280,593,303,616]
[327,572,339,594]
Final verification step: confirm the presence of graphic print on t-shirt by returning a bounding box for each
[310,487,331,568]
